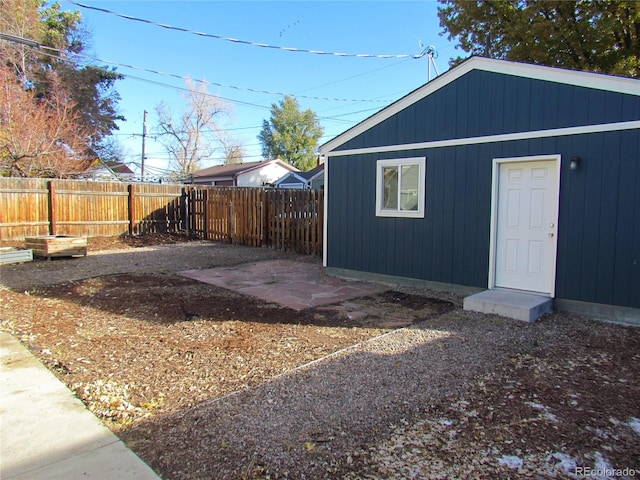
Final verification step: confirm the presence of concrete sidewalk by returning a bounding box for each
[0,333,160,480]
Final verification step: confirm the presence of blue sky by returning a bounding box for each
[59,1,460,178]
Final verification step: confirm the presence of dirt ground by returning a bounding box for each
[0,235,418,416]
[1,234,639,479]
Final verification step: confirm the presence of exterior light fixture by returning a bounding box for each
[570,156,581,170]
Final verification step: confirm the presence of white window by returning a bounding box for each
[376,157,425,218]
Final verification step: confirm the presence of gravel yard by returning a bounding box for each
[1,234,638,479]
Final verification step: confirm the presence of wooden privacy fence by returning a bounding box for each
[0,178,184,239]
[196,188,323,256]
[0,178,323,256]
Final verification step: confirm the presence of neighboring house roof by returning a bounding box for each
[192,159,298,181]
[275,163,324,188]
[109,163,135,175]
[275,171,309,186]
[301,162,324,181]
[320,56,640,155]
[83,160,135,181]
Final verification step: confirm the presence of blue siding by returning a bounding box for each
[328,130,640,308]
[328,147,493,290]
[335,70,640,152]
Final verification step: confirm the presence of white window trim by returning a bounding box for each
[376,157,425,218]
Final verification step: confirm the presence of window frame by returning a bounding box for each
[375,157,426,218]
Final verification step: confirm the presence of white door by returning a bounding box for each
[494,159,559,295]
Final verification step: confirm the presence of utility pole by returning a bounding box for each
[141,110,147,182]
[426,46,439,82]
[417,42,440,82]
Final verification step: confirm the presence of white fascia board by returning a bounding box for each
[476,58,640,95]
[324,120,640,158]
[231,159,298,177]
[273,159,300,172]
[319,57,640,156]
[322,158,329,267]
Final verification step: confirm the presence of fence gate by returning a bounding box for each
[202,187,323,255]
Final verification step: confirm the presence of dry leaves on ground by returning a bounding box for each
[1,234,638,479]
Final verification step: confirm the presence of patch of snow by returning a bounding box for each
[440,419,454,426]
[525,401,559,422]
[547,452,577,475]
[593,452,612,470]
[628,417,640,435]
[546,412,560,422]
[592,427,609,439]
[592,452,615,479]
[497,455,523,470]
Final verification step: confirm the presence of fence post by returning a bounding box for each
[228,192,233,243]
[260,189,266,247]
[189,188,195,236]
[128,184,136,235]
[181,187,189,236]
[202,188,209,240]
[48,180,57,235]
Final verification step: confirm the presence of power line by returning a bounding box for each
[3,33,397,123]
[118,67,390,104]
[32,39,393,104]
[114,71,271,111]
[291,57,412,96]
[2,33,390,145]
[68,1,429,60]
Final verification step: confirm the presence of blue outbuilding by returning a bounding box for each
[319,57,640,324]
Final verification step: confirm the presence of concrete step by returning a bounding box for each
[463,289,553,322]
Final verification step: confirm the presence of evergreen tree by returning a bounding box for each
[258,95,324,171]
[438,0,639,77]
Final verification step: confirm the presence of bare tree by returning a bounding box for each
[156,78,235,174]
[0,64,94,178]
[217,129,244,165]
[224,145,244,165]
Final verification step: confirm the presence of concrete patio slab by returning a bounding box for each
[178,260,386,311]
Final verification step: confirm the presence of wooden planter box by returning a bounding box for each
[25,236,87,260]
[0,247,33,265]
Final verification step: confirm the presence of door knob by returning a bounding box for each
[548,233,555,237]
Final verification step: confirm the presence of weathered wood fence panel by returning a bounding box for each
[202,187,323,255]
[0,178,50,239]
[187,187,207,238]
[228,188,262,247]
[205,188,231,241]
[52,180,129,237]
[0,178,184,239]
[130,183,185,235]
[0,178,323,256]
